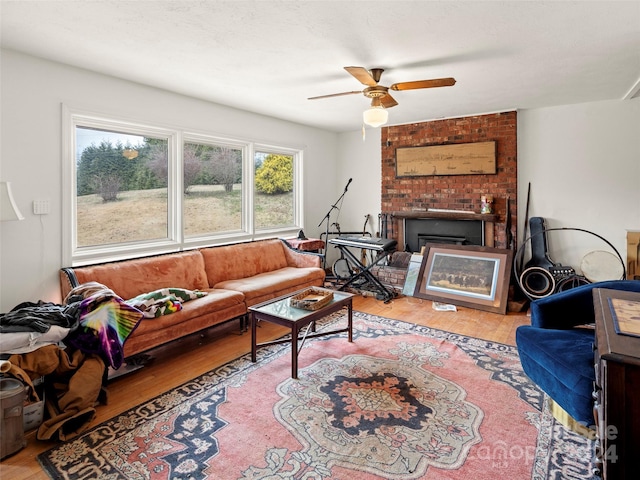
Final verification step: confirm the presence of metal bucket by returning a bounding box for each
[0,377,26,460]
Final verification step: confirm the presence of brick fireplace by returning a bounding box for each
[372,111,518,292]
[393,211,498,252]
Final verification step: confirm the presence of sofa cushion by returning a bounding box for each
[516,325,595,426]
[130,289,243,331]
[69,251,209,300]
[123,288,246,357]
[201,239,290,286]
[214,266,325,306]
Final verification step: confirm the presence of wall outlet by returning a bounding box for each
[33,199,50,215]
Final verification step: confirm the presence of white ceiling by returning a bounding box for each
[2,0,639,132]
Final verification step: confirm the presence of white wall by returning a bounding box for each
[334,128,382,236]
[317,128,382,268]
[2,50,639,312]
[336,100,640,282]
[517,99,640,277]
[0,50,338,311]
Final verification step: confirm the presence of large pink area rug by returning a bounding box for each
[38,312,595,479]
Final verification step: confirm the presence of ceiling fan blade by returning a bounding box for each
[380,93,398,108]
[344,66,378,86]
[390,77,456,91]
[308,91,362,100]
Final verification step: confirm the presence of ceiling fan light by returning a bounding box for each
[363,106,388,127]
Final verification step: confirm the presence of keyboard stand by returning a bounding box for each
[331,243,396,303]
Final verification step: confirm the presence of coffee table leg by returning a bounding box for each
[291,323,298,379]
[251,312,257,363]
[348,300,353,342]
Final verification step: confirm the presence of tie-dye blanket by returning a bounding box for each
[65,283,143,369]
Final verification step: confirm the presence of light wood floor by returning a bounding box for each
[1,294,530,479]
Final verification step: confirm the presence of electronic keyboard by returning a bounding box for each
[329,236,397,252]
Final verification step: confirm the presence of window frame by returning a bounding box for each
[181,132,251,244]
[253,143,303,234]
[63,106,304,266]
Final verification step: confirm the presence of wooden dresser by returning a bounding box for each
[593,288,640,480]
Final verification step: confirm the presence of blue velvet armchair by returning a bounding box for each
[516,280,640,429]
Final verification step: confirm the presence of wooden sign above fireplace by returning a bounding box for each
[396,141,496,177]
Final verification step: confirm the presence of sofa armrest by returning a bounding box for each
[280,239,322,268]
[530,279,640,329]
[59,268,80,301]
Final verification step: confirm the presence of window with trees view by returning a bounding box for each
[75,127,170,247]
[183,141,244,237]
[65,111,302,265]
[254,151,295,230]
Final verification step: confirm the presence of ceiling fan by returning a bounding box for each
[308,66,456,127]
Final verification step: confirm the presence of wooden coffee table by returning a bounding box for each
[249,288,354,378]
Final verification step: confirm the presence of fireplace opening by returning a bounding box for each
[418,235,467,250]
[405,218,484,252]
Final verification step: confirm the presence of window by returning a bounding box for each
[64,109,303,265]
[183,139,244,237]
[74,126,170,247]
[254,149,295,230]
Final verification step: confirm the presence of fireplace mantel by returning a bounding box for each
[389,211,498,222]
[386,210,498,251]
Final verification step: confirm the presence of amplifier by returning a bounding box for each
[549,265,576,280]
[520,264,585,299]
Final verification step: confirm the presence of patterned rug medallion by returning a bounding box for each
[38,312,596,479]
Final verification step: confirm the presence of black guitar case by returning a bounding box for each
[519,217,557,298]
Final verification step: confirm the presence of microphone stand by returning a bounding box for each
[318,178,352,270]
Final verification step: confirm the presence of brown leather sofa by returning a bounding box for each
[60,239,325,358]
